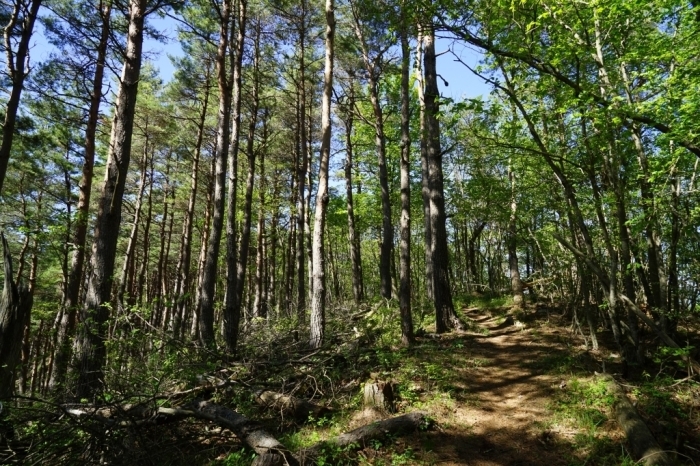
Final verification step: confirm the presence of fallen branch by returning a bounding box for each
[298,411,430,464]
[253,390,328,421]
[62,400,431,466]
[596,374,672,466]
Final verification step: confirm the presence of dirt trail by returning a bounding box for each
[401,306,621,466]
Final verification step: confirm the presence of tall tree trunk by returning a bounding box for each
[199,0,234,346]
[342,84,364,304]
[136,154,154,308]
[225,16,259,354]
[118,146,149,305]
[423,25,461,332]
[172,62,212,339]
[416,26,433,301]
[352,13,392,300]
[296,10,309,319]
[310,0,335,349]
[155,157,173,328]
[667,165,681,332]
[71,0,146,400]
[253,112,269,319]
[508,160,524,308]
[50,0,111,392]
[0,0,41,194]
[191,156,216,340]
[222,0,247,350]
[398,21,413,346]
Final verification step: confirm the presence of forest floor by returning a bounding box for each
[4,300,700,465]
[350,303,700,466]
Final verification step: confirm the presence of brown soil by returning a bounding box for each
[363,306,628,466]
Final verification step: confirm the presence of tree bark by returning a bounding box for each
[50,0,111,393]
[71,0,146,400]
[0,234,33,399]
[118,146,149,305]
[225,12,257,354]
[191,156,216,340]
[398,22,414,346]
[309,0,335,349]
[172,61,212,340]
[423,25,462,333]
[198,0,234,346]
[253,112,269,319]
[507,160,524,308]
[0,0,42,194]
[351,8,393,300]
[342,83,364,305]
[295,9,309,319]
[596,374,672,466]
[416,26,433,301]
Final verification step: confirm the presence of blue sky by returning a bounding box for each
[29,13,492,101]
[143,16,492,100]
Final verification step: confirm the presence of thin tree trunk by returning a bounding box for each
[199,0,234,346]
[416,26,433,301]
[253,113,268,319]
[342,84,364,304]
[118,146,149,305]
[398,21,413,346]
[191,156,216,340]
[310,0,335,349]
[296,11,309,319]
[172,62,212,339]
[0,0,41,194]
[71,0,146,400]
[50,0,111,393]
[224,12,256,354]
[351,13,392,300]
[136,153,154,308]
[508,160,524,308]
[153,155,172,327]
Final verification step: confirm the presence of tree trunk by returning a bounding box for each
[199,0,234,346]
[71,0,146,400]
[50,0,111,393]
[352,14,392,300]
[296,15,309,319]
[423,25,461,333]
[0,0,42,194]
[309,0,335,349]
[398,22,413,346]
[136,154,154,308]
[172,62,211,339]
[191,156,216,340]
[153,155,172,327]
[507,160,524,308]
[225,12,257,354]
[253,112,269,319]
[342,91,364,305]
[118,147,149,305]
[0,234,33,399]
[416,26,433,301]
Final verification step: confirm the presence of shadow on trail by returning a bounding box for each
[391,307,626,465]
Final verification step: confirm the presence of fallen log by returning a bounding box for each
[298,411,430,464]
[253,390,328,421]
[64,400,431,466]
[596,374,672,466]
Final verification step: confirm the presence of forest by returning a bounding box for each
[1,0,700,464]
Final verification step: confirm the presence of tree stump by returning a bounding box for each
[363,380,396,412]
